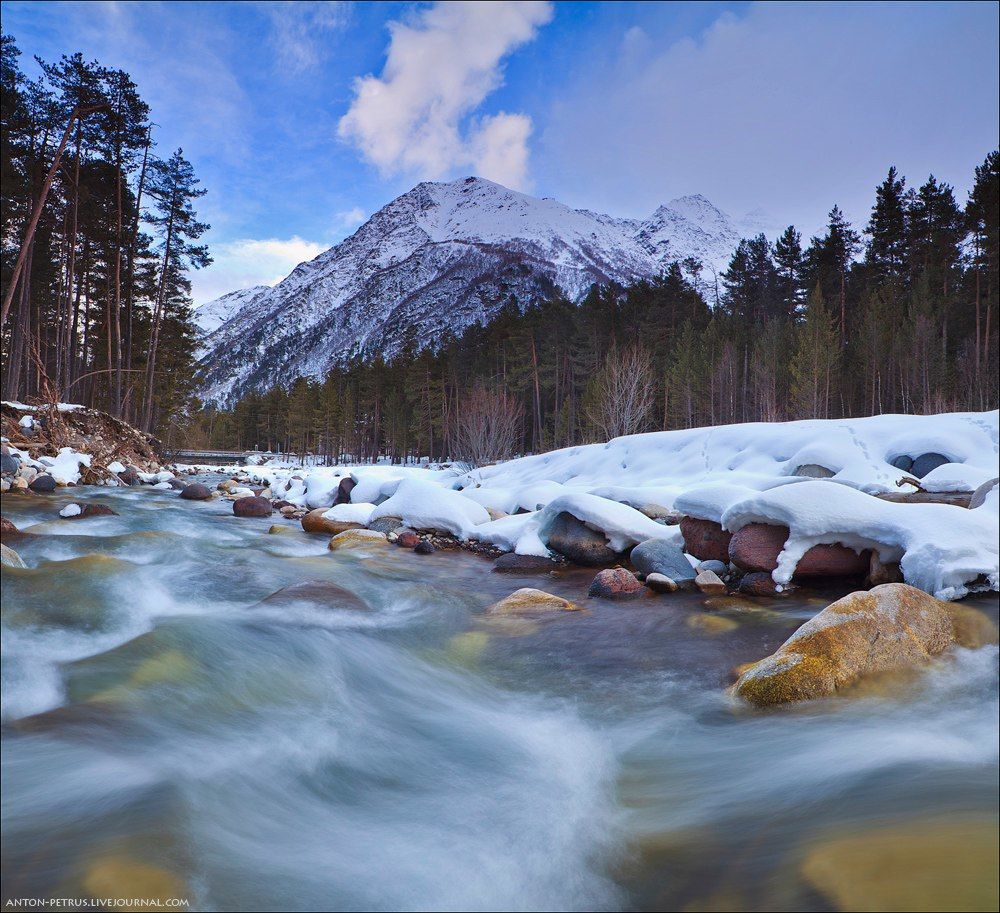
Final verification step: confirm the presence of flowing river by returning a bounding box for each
[2,480,998,911]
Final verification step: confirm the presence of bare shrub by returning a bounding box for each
[586,344,656,440]
[451,384,523,467]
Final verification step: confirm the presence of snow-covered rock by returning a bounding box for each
[196,177,756,404]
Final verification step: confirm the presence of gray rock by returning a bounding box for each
[1,542,26,568]
[792,463,835,478]
[911,452,951,478]
[492,553,557,573]
[368,515,403,535]
[970,478,998,510]
[28,474,56,493]
[629,538,696,583]
[1,449,20,476]
[697,559,729,577]
[889,454,913,472]
[545,511,619,565]
[414,540,436,555]
[645,573,678,593]
[694,569,727,594]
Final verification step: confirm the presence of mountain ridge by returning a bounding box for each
[195,176,768,405]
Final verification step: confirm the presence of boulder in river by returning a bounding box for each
[630,538,696,585]
[257,580,369,612]
[679,516,732,564]
[59,503,118,519]
[545,511,619,565]
[729,522,869,577]
[233,496,272,518]
[694,569,727,594]
[486,588,579,615]
[300,508,363,534]
[179,483,213,501]
[645,573,679,593]
[737,571,782,597]
[1,516,24,541]
[1,542,26,568]
[588,567,643,599]
[733,583,998,707]
[413,539,436,555]
[28,474,56,493]
[327,529,388,550]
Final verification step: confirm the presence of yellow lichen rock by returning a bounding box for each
[486,588,579,615]
[327,528,388,550]
[686,612,739,634]
[801,816,999,912]
[734,583,998,707]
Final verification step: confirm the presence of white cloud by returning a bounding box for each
[336,207,366,231]
[192,236,327,305]
[338,0,552,190]
[263,0,352,74]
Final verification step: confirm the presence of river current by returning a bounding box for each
[2,480,998,911]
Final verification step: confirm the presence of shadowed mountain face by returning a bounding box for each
[195,176,758,405]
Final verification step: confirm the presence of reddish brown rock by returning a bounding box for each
[233,496,272,518]
[588,567,643,599]
[396,531,420,548]
[729,523,869,577]
[680,516,732,564]
[738,571,782,596]
[63,503,118,519]
[179,483,213,501]
[1,516,24,541]
[867,551,903,587]
[333,476,356,506]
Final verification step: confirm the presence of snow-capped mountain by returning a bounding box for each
[196,177,761,405]
[193,285,270,339]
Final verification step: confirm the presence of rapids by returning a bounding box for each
[2,481,997,911]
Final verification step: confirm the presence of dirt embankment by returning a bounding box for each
[1,402,162,483]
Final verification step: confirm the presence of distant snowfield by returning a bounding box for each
[194,177,771,405]
[185,411,1000,601]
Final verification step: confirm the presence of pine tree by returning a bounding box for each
[790,285,840,418]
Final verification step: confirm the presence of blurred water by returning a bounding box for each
[2,483,997,911]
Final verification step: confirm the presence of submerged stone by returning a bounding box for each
[486,588,578,615]
[588,567,643,599]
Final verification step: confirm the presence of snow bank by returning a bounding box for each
[161,411,997,597]
[369,479,490,538]
[721,480,999,600]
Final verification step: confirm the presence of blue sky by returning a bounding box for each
[2,1,997,304]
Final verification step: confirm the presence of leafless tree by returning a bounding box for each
[587,344,656,440]
[451,384,523,467]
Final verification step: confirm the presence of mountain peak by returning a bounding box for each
[196,180,753,404]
